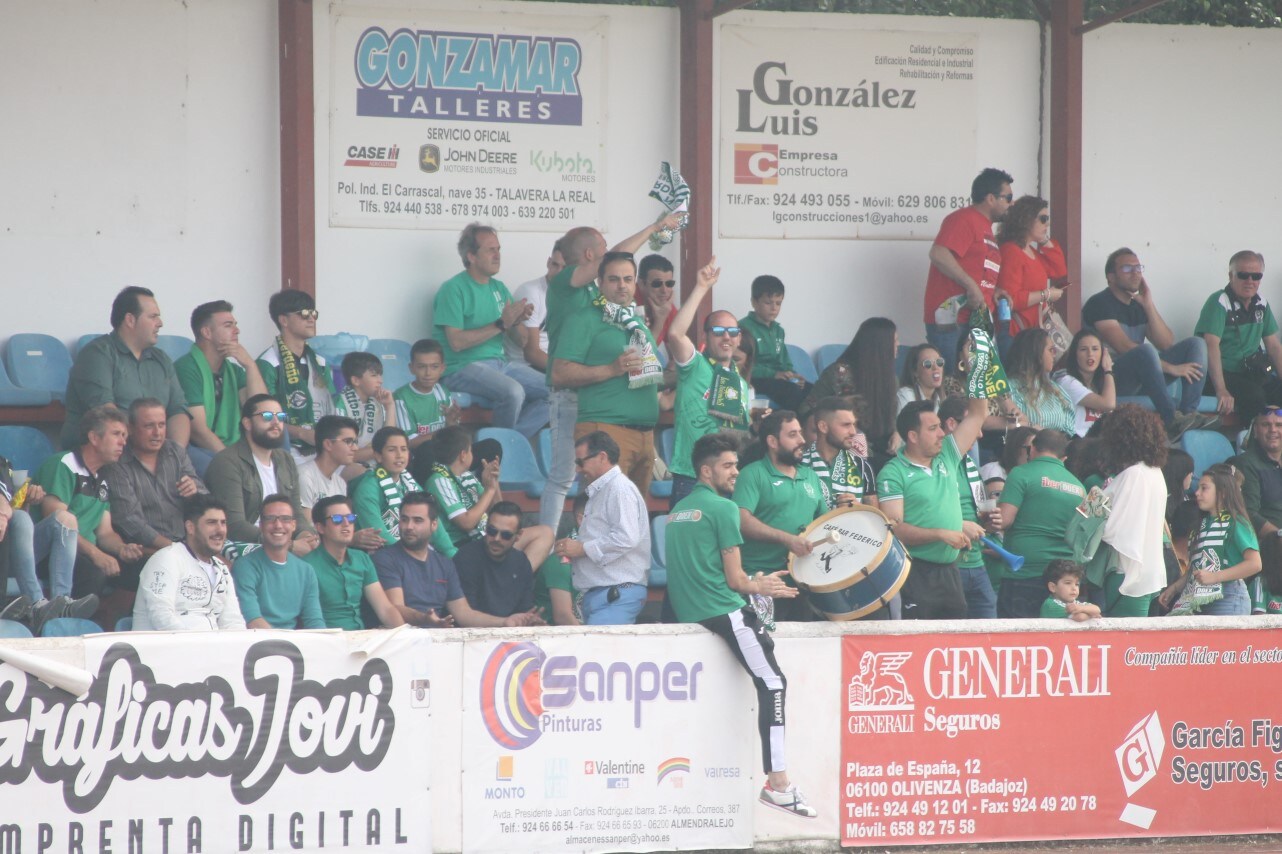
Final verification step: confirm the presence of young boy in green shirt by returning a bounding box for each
[394,339,459,450]
[348,427,419,546]
[1040,560,1101,621]
[739,275,809,411]
[334,352,398,470]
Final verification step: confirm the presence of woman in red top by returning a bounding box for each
[996,196,1068,335]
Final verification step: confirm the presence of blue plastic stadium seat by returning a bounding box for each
[476,427,545,494]
[814,343,846,375]
[785,343,818,384]
[657,428,674,465]
[0,361,52,406]
[115,616,134,632]
[649,515,669,588]
[0,426,56,475]
[77,333,106,355]
[0,619,33,639]
[650,480,673,499]
[1120,380,1217,415]
[308,333,369,365]
[367,338,413,391]
[40,617,103,637]
[1179,429,1235,482]
[155,334,194,363]
[6,334,74,402]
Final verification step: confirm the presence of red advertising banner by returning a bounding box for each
[840,629,1282,846]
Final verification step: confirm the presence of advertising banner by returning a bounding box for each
[0,631,432,853]
[719,23,978,239]
[328,7,606,231]
[461,635,756,853]
[840,629,1282,846]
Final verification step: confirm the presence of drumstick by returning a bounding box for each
[807,530,840,548]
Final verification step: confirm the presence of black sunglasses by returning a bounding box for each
[1236,271,1264,281]
[485,525,516,541]
[649,279,676,289]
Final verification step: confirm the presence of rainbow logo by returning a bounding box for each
[480,641,546,750]
[656,756,690,786]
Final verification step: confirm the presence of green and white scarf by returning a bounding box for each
[600,301,663,389]
[340,387,380,443]
[707,358,749,426]
[190,347,242,446]
[375,467,419,538]
[967,328,1011,400]
[275,336,316,427]
[799,443,867,508]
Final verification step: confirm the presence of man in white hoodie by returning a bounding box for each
[133,494,246,631]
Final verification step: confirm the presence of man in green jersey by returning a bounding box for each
[433,223,547,437]
[666,432,817,819]
[732,410,827,620]
[665,257,751,510]
[877,397,987,619]
[1196,249,1282,419]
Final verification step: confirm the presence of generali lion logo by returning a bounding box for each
[847,651,914,712]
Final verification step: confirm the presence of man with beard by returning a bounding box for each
[798,396,878,510]
[923,167,1014,362]
[133,494,246,630]
[372,491,543,627]
[666,432,817,819]
[665,257,752,510]
[877,397,988,619]
[205,394,316,554]
[732,410,827,621]
[453,500,537,619]
[231,494,325,629]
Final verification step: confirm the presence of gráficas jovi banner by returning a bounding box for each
[0,632,432,853]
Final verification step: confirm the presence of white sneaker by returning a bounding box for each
[759,782,818,818]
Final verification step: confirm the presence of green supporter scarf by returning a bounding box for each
[375,467,419,538]
[190,348,243,445]
[706,358,750,426]
[600,301,663,389]
[275,336,321,451]
[967,328,1011,400]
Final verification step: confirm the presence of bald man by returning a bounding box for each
[665,258,752,510]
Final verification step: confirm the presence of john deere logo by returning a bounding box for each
[419,144,441,173]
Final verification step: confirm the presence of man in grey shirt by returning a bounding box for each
[104,397,207,587]
[553,430,650,624]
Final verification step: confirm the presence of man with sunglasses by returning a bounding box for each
[1196,250,1282,420]
[1083,247,1211,438]
[256,290,337,459]
[665,257,751,510]
[205,394,316,553]
[304,495,403,630]
[923,167,1013,364]
[452,501,537,618]
[553,431,650,624]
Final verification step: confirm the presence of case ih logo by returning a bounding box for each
[734,143,778,184]
[344,144,399,168]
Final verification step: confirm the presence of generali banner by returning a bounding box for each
[840,629,1282,846]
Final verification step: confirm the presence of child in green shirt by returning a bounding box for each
[739,274,808,411]
[1040,560,1101,621]
[394,339,459,450]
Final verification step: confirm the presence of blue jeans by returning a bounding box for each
[581,583,648,625]
[1112,337,1207,421]
[538,389,578,530]
[442,358,549,438]
[959,565,997,618]
[1199,579,1250,616]
[8,510,78,600]
[187,444,215,479]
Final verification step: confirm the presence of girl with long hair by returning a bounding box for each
[896,344,946,412]
[1098,404,1169,616]
[802,317,899,465]
[1054,329,1116,437]
[1006,328,1075,435]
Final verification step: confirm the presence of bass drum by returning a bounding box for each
[788,504,910,620]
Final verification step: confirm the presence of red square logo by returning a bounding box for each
[734,143,778,184]
[584,761,594,774]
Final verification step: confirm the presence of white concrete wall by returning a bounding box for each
[0,0,282,350]
[1080,23,1282,336]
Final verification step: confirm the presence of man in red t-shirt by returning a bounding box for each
[923,168,1014,365]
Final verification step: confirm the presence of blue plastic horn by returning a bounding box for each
[981,537,1025,573]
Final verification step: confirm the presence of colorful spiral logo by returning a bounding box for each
[480,641,546,750]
